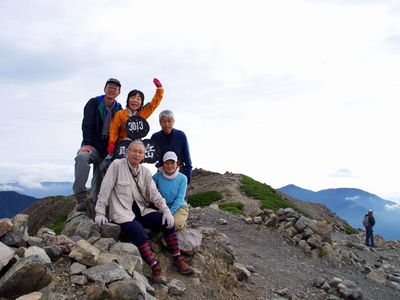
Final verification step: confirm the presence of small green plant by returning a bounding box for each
[51,214,69,235]
[318,247,325,258]
[219,202,244,215]
[344,226,357,235]
[188,190,222,207]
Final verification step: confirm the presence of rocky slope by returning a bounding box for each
[1,169,399,299]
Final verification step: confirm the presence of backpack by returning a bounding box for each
[362,215,369,226]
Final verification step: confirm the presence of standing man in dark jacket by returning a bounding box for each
[364,209,376,247]
[151,110,192,184]
[73,78,123,208]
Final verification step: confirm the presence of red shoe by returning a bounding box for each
[151,266,167,284]
[173,256,194,275]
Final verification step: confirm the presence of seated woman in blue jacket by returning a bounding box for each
[153,151,189,230]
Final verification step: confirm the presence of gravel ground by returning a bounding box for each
[188,206,400,300]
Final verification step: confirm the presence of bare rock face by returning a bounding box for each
[294,215,312,233]
[307,221,333,243]
[167,278,186,295]
[23,246,51,264]
[0,219,13,238]
[176,228,202,255]
[107,279,146,300]
[68,240,100,266]
[0,255,52,299]
[83,262,130,284]
[1,214,29,247]
[0,242,14,271]
[100,223,121,240]
[233,262,251,281]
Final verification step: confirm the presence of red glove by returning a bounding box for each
[107,143,115,155]
[153,78,162,88]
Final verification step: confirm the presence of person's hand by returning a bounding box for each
[95,214,108,227]
[77,145,93,154]
[162,209,174,228]
[153,78,162,88]
[107,143,115,155]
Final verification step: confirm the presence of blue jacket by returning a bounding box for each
[151,128,192,183]
[153,171,187,214]
[81,95,122,157]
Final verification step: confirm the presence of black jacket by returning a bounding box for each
[81,96,122,157]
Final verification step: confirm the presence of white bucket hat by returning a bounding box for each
[163,151,178,162]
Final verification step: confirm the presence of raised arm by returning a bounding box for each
[139,78,164,119]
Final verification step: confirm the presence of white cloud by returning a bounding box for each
[0,184,23,193]
[0,163,74,188]
[384,202,400,210]
[330,169,357,178]
[345,196,361,203]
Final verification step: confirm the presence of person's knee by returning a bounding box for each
[173,208,189,230]
[120,221,148,244]
[75,151,91,164]
[174,220,186,230]
[173,215,187,230]
[100,158,111,170]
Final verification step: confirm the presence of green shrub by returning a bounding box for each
[318,247,325,258]
[51,214,69,235]
[240,175,308,217]
[344,226,357,235]
[188,190,222,207]
[219,202,244,215]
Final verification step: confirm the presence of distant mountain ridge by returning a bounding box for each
[0,181,72,219]
[0,191,38,218]
[279,184,400,240]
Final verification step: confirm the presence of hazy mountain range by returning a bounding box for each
[0,182,73,218]
[0,191,38,218]
[279,184,400,240]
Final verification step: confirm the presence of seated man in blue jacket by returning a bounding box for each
[151,110,193,184]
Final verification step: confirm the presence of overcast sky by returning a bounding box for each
[1,0,400,204]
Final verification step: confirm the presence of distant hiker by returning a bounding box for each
[151,110,193,184]
[106,78,164,156]
[153,151,189,230]
[364,209,376,247]
[94,140,194,284]
[73,78,122,211]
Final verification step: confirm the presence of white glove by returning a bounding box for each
[162,209,174,229]
[95,214,108,227]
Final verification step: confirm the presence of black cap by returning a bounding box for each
[105,78,121,88]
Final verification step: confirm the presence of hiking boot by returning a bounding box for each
[173,256,194,275]
[86,197,96,219]
[151,266,167,285]
[74,192,87,211]
[75,202,87,212]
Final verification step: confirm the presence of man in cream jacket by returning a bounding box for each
[95,139,193,284]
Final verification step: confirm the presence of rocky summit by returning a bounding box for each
[0,169,400,299]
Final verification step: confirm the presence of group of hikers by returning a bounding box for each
[71,77,378,284]
[72,77,193,284]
